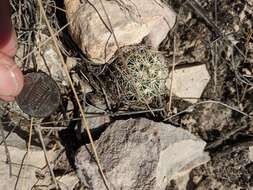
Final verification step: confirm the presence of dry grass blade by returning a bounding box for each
[0,108,164,129]
[36,0,111,189]
[13,118,34,189]
[98,0,120,51]
[20,118,33,190]
[212,0,218,92]
[185,0,222,36]
[0,122,18,145]
[166,100,250,121]
[36,125,58,188]
[97,0,125,67]
[14,152,27,190]
[19,23,69,63]
[168,33,177,113]
[0,122,12,176]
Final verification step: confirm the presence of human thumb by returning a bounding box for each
[0,53,24,101]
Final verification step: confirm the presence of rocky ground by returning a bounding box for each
[0,0,253,189]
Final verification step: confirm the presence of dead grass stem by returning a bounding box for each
[36,0,111,189]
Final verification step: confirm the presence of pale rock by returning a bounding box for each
[1,126,27,150]
[15,34,69,84]
[0,115,40,149]
[75,105,110,141]
[71,73,93,94]
[66,56,78,71]
[166,64,210,103]
[76,99,110,140]
[35,34,68,84]
[85,105,110,129]
[75,118,209,190]
[0,116,57,190]
[35,172,79,190]
[0,146,55,190]
[57,173,79,190]
[64,0,176,64]
[249,146,253,162]
[171,174,190,190]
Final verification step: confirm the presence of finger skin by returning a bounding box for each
[0,0,13,50]
[0,52,24,98]
[0,0,24,102]
[0,31,17,57]
[0,96,15,102]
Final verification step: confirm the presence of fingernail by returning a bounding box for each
[0,61,21,97]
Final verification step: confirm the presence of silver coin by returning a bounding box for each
[16,72,61,118]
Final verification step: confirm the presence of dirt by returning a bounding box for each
[0,0,253,189]
[165,0,253,189]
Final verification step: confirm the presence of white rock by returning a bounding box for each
[1,126,27,150]
[35,34,68,83]
[0,120,58,190]
[65,0,176,64]
[35,172,79,190]
[166,64,210,103]
[85,105,110,129]
[0,146,47,190]
[15,34,69,84]
[249,146,253,162]
[66,56,77,71]
[57,173,79,190]
[75,118,209,190]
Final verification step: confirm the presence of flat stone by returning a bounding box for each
[35,172,79,190]
[0,146,46,189]
[166,64,210,103]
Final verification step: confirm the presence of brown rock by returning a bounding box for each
[65,0,176,64]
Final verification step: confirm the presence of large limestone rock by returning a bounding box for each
[75,118,209,190]
[65,0,176,64]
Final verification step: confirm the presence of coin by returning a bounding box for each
[16,72,61,118]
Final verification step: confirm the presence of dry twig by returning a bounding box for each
[35,125,59,188]
[36,0,111,189]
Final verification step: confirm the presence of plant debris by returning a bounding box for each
[0,0,253,189]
